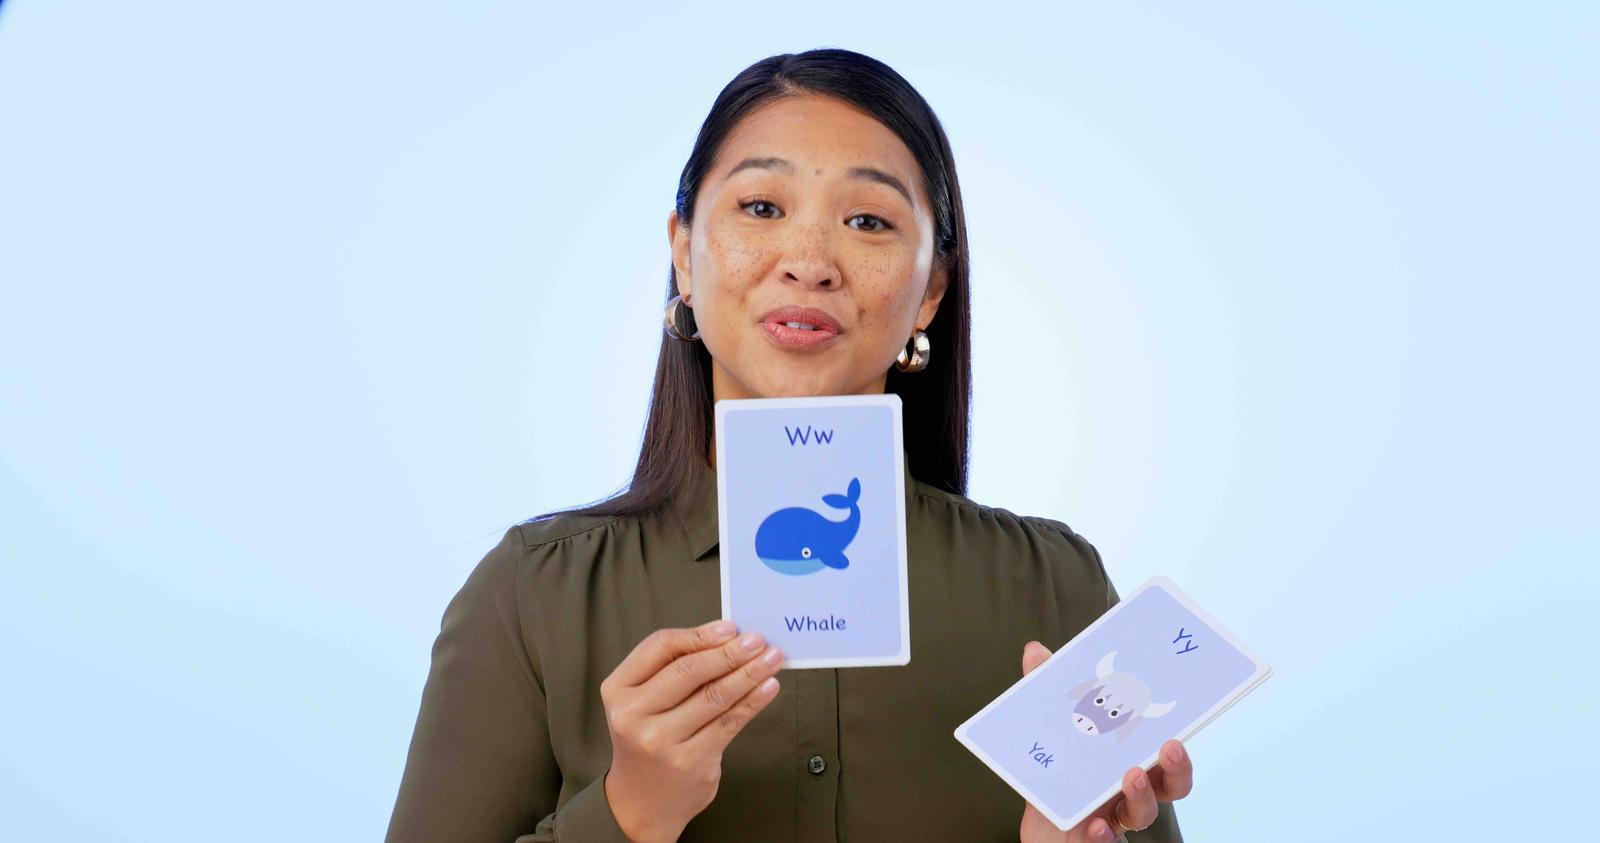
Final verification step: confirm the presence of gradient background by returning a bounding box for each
[1,2,1594,840]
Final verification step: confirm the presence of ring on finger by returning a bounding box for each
[1113,799,1152,838]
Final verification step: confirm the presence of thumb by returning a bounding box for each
[1022,640,1052,676]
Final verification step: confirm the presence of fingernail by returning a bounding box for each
[1167,742,1184,763]
[758,676,779,694]
[1134,770,1148,791]
[709,620,736,637]
[1094,820,1113,841]
[740,632,763,650]
[763,647,783,666]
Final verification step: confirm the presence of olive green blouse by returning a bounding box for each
[385,452,1183,842]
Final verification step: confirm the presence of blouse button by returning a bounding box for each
[807,754,827,775]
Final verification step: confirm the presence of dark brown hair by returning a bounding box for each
[534,48,971,522]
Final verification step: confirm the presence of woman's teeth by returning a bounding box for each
[784,322,818,330]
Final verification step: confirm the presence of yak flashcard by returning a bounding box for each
[954,576,1271,831]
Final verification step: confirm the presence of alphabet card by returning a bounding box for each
[954,576,1271,831]
[715,393,910,669]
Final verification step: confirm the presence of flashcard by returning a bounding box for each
[954,576,1271,831]
[715,393,910,669]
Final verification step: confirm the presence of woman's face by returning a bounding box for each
[668,93,948,403]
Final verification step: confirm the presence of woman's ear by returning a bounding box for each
[667,209,692,299]
[916,263,950,328]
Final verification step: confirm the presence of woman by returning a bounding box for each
[386,49,1192,842]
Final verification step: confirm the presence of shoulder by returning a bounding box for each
[435,524,529,645]
[909,475,1096,547]
[908,476,1112,584]
[444,513,636,637]
[512,508,630,550]
[506,506,666,585]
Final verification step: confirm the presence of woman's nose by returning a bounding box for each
[775,221,839,288]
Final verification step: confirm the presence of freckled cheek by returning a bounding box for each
[854,263,923,331]
[693,235,768,332]
[699,230,771,289]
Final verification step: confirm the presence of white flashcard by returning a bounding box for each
[955,576,1272,831]
[715,393,910,669]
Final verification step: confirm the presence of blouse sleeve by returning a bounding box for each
[384,525,633,843]
[1085,533,1122,611]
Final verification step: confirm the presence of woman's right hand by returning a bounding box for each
[600,619,785,843]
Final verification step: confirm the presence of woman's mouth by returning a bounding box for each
[760,319,842,350]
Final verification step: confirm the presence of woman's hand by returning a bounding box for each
[600,619,785,843]
[1018,641,1194,842]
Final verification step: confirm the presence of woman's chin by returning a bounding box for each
[753,372,849,398]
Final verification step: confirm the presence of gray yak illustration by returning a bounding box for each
[1066,651,1177,741]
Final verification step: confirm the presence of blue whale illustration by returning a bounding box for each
[753,478,861,576]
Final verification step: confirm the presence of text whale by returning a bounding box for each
[753,478,862,576]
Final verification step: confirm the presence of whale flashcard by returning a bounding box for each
[953,576,1272,832]
[715,394,910,669]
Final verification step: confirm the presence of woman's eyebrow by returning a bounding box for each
[725,156,913,207]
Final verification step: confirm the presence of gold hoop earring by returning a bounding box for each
[663,293,701,341]
[894,328,930,372]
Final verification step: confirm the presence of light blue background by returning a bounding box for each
[964,583,1258,824]
[721,402,904,663]
[1,2,1594,840]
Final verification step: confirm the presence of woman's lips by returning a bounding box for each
[760,320,843,350]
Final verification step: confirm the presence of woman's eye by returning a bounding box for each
[738,201,889,232]
[849,213,891,232]
[740,199,780,218]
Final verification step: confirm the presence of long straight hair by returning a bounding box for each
[538,48,972,522]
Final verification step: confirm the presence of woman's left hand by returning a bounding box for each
[1018,641,1194,842]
